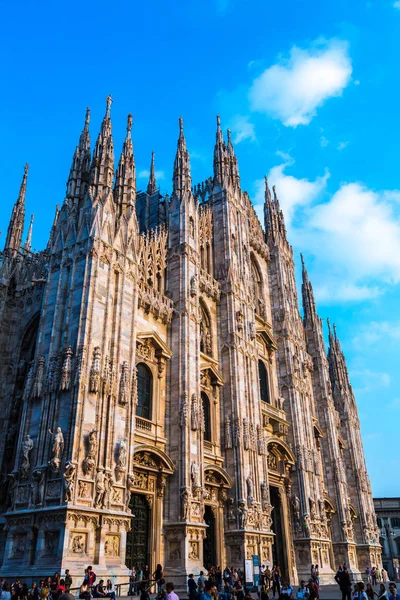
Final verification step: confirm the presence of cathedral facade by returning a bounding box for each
[0,98,381,584]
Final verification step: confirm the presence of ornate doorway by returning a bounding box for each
[270,486,287,579]
[204,505,217,569]
[126,493,150,568]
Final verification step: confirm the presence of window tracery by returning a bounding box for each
[136,363,153,421]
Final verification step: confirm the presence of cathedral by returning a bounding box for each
[0,97,381,584]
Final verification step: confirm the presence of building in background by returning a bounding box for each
[0,98,381,584]
[374,498,400,580]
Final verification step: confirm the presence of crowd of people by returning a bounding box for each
[1,562,400,600]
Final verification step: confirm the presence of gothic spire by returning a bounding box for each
[24,214,34,252]
[91,95,115,197]
[5,163,28,254]
[147,151,157,195]
[47,204,60,251]
[172,117,192,198]
[227,128,240,187]
[66,107,91,202]
[327,321,352,399]
[213,115,227,187]
[264,178,287,242]
[301,254,317,325]
[114,113,136,216]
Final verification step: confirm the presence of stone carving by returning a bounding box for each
[78,481,90,499]
[17,485,30,504]
[23,363,34,401]
[94,470,105,508]
[238,500,248,529]
[48,427,64,471]
[10,534,26,558]
[303,513,310,537]
[267,452,277,471]
[157,472,167,497]
[74,345,87,386]
[181,487,190,520]
[246,475,254,506]
[131,366,138,406]
[118,361,130,405]
[224,416,232,449]
[243,417,250,450]
[234,418,242,447]
[103,471,113,508]
[44,531,57,554]
[261,481,269,510]
[20,434,34,479]
[190,274,197,297]
[105,535,119,556]
[180,393,189,427]
[111,487,123,504]
[319,497,326,520]
[89,346,101,393]
[46,480,61,499]
[191,393,199,431]
[60,346,73,391]
[71,534,86,554]
[82,429,97,476]
[31,469,45,507]
[7,473,18,511]
[188,541,199,559]
[309,497,316,519]
[257,425,266,455]
[63,461,76,502]
[115,438,127,481]
[291,495,301,520]
[191,461,201,497]
[32,356,46,398]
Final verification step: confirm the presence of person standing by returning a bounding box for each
[335,566,352,600]
[64,572,72,594]
[188,575,197,600]
[389,584,400,600]
[198,572,207,596]
[272,567,281,598]
[166,583,179,600]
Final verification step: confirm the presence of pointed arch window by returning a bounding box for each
[251,257,265,318]
[202,392,211,442]
[136,363,153,420]
[258,359,271,404]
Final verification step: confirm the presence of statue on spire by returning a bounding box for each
[4,163,28,254]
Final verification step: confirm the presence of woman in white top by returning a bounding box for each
[1,583,11,600]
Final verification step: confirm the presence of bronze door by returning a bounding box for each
[126,493,150,568]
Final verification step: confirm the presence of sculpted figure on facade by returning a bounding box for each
[20,434,34,479]
[63,461,76,502]
[48,427,64,471]
[83,429,97,476]
[94,470,105,508]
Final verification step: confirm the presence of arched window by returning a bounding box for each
[202,392,211,442]
[258,360,271,404]
[136,363,153,420]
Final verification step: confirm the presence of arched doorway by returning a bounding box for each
[126,494,151,569]
[125,446,174,573]
[203,505,217,569]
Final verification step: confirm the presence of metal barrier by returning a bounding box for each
[69,578,160,599]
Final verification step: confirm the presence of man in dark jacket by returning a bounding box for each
[335,567,352,600]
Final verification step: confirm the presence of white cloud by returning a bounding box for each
[253,155,329,228]
[394,1,400,8]
[320,136,329,147]
[230,115,256,144]
[249,38,352,126]
[352,321,400,347]
[352,368,391,394]
[388,398,400,409]
[337,141,349,150]
[138,169,165,180]
[254,157,400,303]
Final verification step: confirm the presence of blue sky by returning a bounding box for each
[1,0,399,496]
